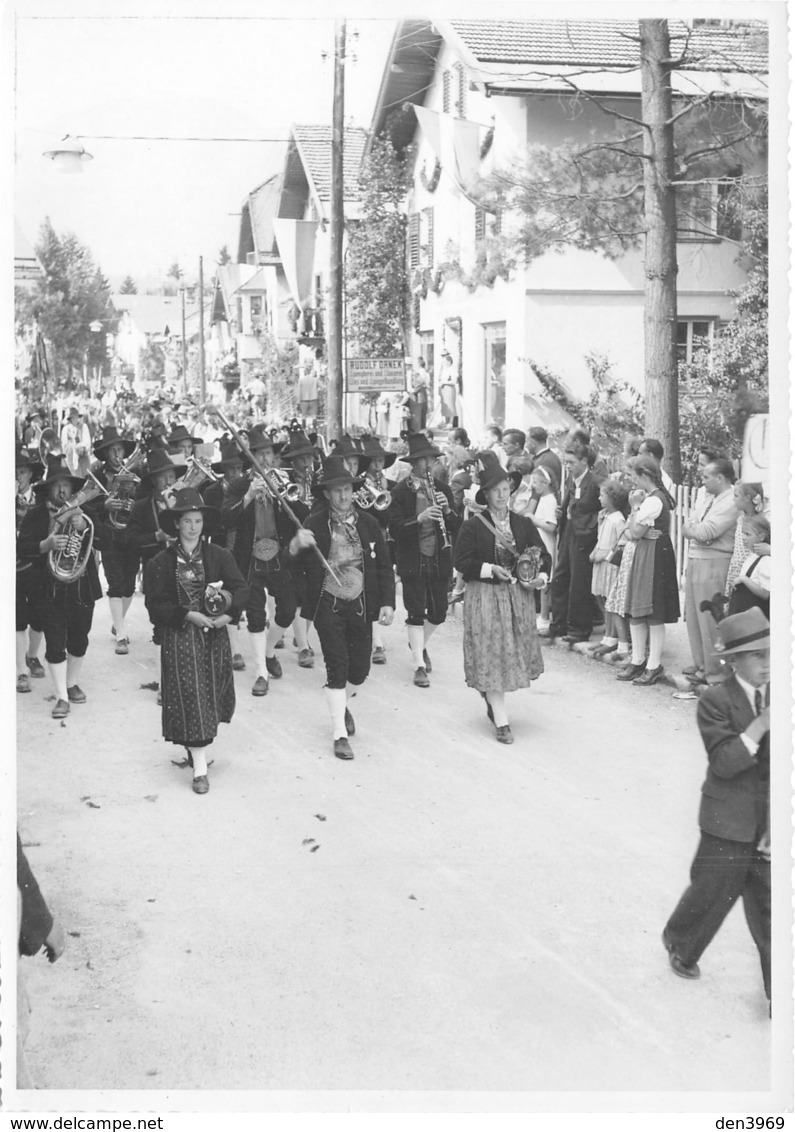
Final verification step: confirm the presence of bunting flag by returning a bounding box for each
[272,219,318,310]
[414,106,483,206]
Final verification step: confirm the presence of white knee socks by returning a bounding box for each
[266,622,283,658]
[629,621,648,666]
[251,632,268,680]
[48,660,68,702]
[292,613,308,651]
[27,629,43,664]
[372,621,384,649]
[16,631,28,677]
[486,691,509,727]
[423,622,439,648]
[648,624,665,669]
[108,596,126,640]
[324,686,347,740]
[66,653,83,689]
[407,624,425,668]
[190,747,208,778]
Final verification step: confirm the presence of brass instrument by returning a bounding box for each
[106,444,147,531]
[47,471,109,583]
[180,453,222,493]
[425,471,452,551]
[354,477,392,511]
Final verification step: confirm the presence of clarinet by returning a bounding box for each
[425,470,452,551]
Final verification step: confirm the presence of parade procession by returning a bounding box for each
[10,9,786,1117]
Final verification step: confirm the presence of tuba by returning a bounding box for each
[47,472,108,583]
[353,479,392,511]
[106,444,147,530]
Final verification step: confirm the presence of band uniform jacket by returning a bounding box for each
[124,494,171,577]
[454,511,551,583]
[17,502,103,603]
[388,477,460,579]
[289,506,396,623]
[144,541,250,630]
[696,674,770,843]
[221,475,309,578]
[557,470,601,546]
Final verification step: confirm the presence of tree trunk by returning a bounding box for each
[326,19,346,443]
[639,19,681,482]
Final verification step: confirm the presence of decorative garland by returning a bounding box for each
[419,158,441,194]
[527,358,582,420]
[480,126,495,161]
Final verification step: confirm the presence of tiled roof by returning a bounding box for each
[292,124,368,203]
[450,19,767,73]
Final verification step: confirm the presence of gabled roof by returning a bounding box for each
[286,124,368,212]
[213,264,270,323]
[238,174,282,264]
[110,294,196,337]
[448,18,768,72]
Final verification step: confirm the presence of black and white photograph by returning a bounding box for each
[4,0,791,1122]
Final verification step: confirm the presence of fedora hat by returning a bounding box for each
[279,428,317,461]
[167,424,202,448]
[714,608,770,656]
[142,447,188,485]
[311,455,364,497]
[66,406,83,420]
[211,438,247,474]
[93,426,137,459]
[403,431,442,464]
[33,455,84,497]
[361,434,396,468]
[157,486,221,537]
[248,423,284,454]
[474,450,522,506]
[16,448,44,481]
[330,434,371,472]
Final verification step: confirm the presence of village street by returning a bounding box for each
[17,592,774,1100]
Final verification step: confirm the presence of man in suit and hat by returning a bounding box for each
[17,457,103,719]
[15,448,46,692]
[222,424,309,696]
[87,426,141,655]
[388,432,459,687]
[166,423,202,460]
[279,427,321,668]
[662,608,771,1006]
[546,440,601,643]
[288,456,395,759]
[124,448,187,588]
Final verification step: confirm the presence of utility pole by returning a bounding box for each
[180,286,188,395]
[198,256,206,404]
[326,19,346,444]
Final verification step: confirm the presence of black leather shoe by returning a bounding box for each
[252,676,269,696]
[616,662,646,681]
[67,684,87,704]
[633,665,664,686]
[662,930,700,979]
[333,738,354,760]
[496,725,514,745]
[192,775,209,795]
[231,653,246,671]
[413,666,430,688]
[265,656,282,679]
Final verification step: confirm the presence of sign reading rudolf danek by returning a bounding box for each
[345,357,405,393]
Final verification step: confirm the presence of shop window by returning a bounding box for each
[484,322,507,427]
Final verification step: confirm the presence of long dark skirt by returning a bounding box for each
[160,622,235,746]
[626,534,680,623]
[463,580,544,693]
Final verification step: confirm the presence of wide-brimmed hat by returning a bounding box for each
[474,450,522,506]
[361,434,396,468]
[311,455,364,497]
[157,486,221,537]
[330,434,371,472]
[142,447,188,485]
[66,407,83,420]
[33,455,84,497]
[714,609,770,656]
[212,438,247,473]
[16,448,44,480]
[279,428,317,461]
[248,423,284,454]
[403,432,441,464]
[93,426,137,459]
[167,424,202,449]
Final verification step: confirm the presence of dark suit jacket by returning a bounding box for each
[388,478,459,579]
[454,510,551,583]
[221,475,309,578]
[17,502,103,603]
[289,506,395,623]
[18,836,53,956]
[558,470,601,545]
[696,675,769,843]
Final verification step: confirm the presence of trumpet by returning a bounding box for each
[248,467,300,505]
[180,453,222,493]
[47,471,109,583]
[106,444,147,530]
[354,478,392,511]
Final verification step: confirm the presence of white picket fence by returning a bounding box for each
[671,483,700,590]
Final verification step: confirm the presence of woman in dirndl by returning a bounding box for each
[453,451,551,744]
[145,487,249,794]
[615,456,680,686]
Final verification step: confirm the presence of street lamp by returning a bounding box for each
[42,136,93,174]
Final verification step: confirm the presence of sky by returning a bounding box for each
[12,3,397,287]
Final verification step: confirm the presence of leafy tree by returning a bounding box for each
[217,245,232,266]
[167,261,182,282]
[119,275,138,294]
[345,134,412,357]
[258,333,300,421]
[15,217,115,395]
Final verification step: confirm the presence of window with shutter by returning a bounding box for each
[491,210,502,236]
[442,71,451,114]
[456,64,467,117]
[408,213,420,267]
[475,208,486,245]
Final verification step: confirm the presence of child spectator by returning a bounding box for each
[529,466,558,632]
[728,515,770,619]
[589,480,630,657]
